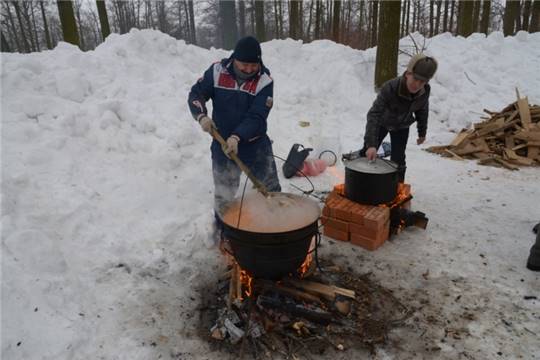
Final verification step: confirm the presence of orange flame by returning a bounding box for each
[297,238,315,278]
[239,269,253,298]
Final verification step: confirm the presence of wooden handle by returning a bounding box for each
[210,127,269,197]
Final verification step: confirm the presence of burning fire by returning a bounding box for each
[297,237,316,278]
[224,237,316,301]
[387,183,412,210]
[239,269,253,298]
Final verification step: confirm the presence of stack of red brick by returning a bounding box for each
[321,183,411,251]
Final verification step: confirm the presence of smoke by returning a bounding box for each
[222,192,320,233]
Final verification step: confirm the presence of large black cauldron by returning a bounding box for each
[220,193,320,280]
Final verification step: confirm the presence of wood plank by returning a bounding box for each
[493,157,520,170]
[505,135,515,149]
[453,142,485,156]
[285,279,355,300]
[426,145,450,154]
[514,131,540,142]
[512,143,528,151]
[517,96,532,130]
[476,118,505,136]
[445,149,464,160]
[528,146,540,160]
[471,138,491,152]
[450,129,474,147]
[472,152,491,160]
[504,148,534,165]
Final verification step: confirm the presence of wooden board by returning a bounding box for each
[528,146,540,160]
[517,96,531,130]
[450,129,474,147]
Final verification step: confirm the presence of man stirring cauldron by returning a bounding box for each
[188,36,281,227]
[345,54,438,182]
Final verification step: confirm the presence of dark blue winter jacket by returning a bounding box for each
[188,57,274,164]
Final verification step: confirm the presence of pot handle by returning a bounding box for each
[379,158,399,170]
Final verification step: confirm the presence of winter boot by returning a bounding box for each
[527,224,540,271]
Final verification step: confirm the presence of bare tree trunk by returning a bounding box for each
[278,0,283,37]
[239,0,246,37]
[221,0,238,49]
[1,31,11,52]
[314,0,321,39]
[400,0,406,37]
[254,0,265,41]
[136,0,141,28]
[443,0,449,32]
[503,0,520,36]
[57,0,80,47]
[435,0,442,34]
[306,0,314,41]
[429,0,434,37]
[472,0,481,33]
[30,2,41,51]
[5,3,22,51]
[371,0,378,46]
[529,0,540,32]
[332,0,340,42]
[480,0,491,34]
[298,0,304,39]
[522,0,532,30]
[344,0,351,43]
[188,0,196,44]
[515,1,522,30]
[175,1,182,39]
[290,0,299,39]
[416,0,421,32]
[273,0,280,38]
[13,2,31,52]
[405,0,410,35]
[96,0,111,40]
[155,2,163,32]
[75,3,85,49]
[375,1,400,90]
[449,0,455,34]
[411,0,417,32]
[39,1,52,49]
[458,1,473,37]
[250,0,255,35]
[22,2,37,51]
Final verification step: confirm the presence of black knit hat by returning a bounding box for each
[232,36,262,63]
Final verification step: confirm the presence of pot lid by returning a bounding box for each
[221,192,321,233]
[345,157,398,174]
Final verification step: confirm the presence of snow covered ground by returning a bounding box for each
[2,29,539,359]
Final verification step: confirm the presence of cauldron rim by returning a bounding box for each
[220,192,321,234]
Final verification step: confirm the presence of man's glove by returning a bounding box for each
[198,115,215,133]
[222,135,239,158]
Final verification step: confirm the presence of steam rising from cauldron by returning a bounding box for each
[222,192,320,233]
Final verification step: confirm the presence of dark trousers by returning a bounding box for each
[360,126,409,182]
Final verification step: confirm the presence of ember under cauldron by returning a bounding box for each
[221,192,321,280]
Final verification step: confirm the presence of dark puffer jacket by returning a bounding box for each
[364,75,430,148]
[188,57,274,164]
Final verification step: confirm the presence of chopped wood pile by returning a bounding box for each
[198,260,413,359]
[426,92,540,170]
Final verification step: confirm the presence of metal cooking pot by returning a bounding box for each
[344,157,399,205]
[220,192,320,280]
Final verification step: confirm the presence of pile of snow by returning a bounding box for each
[2,29,539,359]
